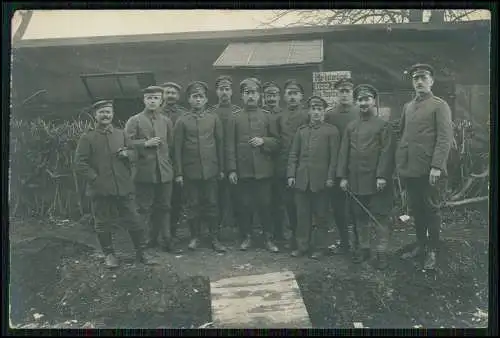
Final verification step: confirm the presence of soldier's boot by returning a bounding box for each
[161,215,183,254]
[309,227,323,260]
[264,233,279,253]
[423,250,437,270]
[212,238,227,253]
[188,220,200,251]
[291,249,307,258]
[376,252,389,270]
[240,235,252,251]
[128,230,156,265]
[353,248,371,264]
[96,232,119,268]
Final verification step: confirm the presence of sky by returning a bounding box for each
[12,9,491,40]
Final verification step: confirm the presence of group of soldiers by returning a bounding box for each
[75,63,453,272]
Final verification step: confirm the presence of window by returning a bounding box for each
[80,71,155,101]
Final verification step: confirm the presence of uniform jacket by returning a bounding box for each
[275,106,310,177]
[337,113,395,195]
[74,125,135,197]
[324,103,359,140]
[207,103,241,125]
[287,122,341,193]
[225,106,280,179]
[263,105,283,115]
[396,92,453,178]
[124,110,174,184]
[174,110,224,180]
[161,103,189,126]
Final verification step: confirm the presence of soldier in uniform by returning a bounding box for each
[324,78,360,255]
[174,81,227,253]
[337,85,395,268]
[125,86,181,254]
[287,95,340,259]
[75,100,153,268]
[206,75,241,230]
[262,81,283,115]
[397,64,453,270]
[226,78,280,253]
[275,79,310,250]
[262,81,286,242]
[159,82,189,243]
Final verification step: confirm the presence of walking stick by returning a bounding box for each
[344,187,384,228]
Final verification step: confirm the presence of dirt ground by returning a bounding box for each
[8,206,489,329]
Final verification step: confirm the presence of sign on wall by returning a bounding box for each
[312,71,351,107]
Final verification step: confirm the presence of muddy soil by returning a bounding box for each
[8,205,489,329]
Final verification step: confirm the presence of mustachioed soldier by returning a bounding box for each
[75,100,154,268]
[174,81,227,253]
[397,64,453,270]
[225,77,280,253]
[337,84,395,269]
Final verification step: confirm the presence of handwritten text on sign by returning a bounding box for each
[312,71,351,107]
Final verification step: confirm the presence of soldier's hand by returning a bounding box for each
[116,148,128,158]
[340,179,349,191]
[145,137,161,148]
[288,177,296,188]
[326,179,334,188]
[249,137,264,147]
[376,178,387,191]
[219,172,225,180]
[429,168,441,186]
[229,172,238,185]
[175,176,184,187]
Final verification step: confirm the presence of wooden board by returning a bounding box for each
[210,271,312,328]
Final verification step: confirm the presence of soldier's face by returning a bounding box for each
[216,85,232,103]
[188,91,208,110]
[144,93,163,111]
[357,95,376,113]
[242,87,260,107]
[309,103,325,122]
[94,106,114,126]
[412,73,434,95]
[284,88,303,107]
[264,91,280,107]
[337,86,354,105]
[164,87,180,104]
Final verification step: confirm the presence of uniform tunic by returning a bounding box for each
[287,122,341,252]
[161,103,189,127]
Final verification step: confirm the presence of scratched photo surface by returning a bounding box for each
[9,9,491,330]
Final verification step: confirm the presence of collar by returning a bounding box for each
[414,91,433,102]
[218,101,232,108]
[190,109,206,118]
[95,124,114,134]
[309,121,322,129]
[360,112,373,121]
[142,109,159,120]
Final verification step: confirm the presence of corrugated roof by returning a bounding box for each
[213,40,323,68]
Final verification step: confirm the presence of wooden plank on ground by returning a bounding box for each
[210,271,312,328]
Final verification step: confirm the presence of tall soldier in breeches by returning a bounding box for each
[396,64,453,270]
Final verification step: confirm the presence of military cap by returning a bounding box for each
[353,84,378,100]
[160,82,182,92]
[142,86,165,95]
[283,79,304,93]
[263,81,281,93]
[240,77,262,92]
[91,99,113,111]
[215,75,233,88]
[306,95,328,109]
[408,63,435,78]
[186,81,209,97]
[333,77,354,90]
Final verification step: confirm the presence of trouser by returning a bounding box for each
[234,178,273,239]
[91,194,146,255]
[404,176,443,251]
[135,182,173,244]
[274,176,297,243]
[331,185,354,249]
[270,177,288,240]
[170,182,183,237]
[295,189,329,253]
[184,178,220,239]
[350,191,392,254]
[218,178,235,227]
